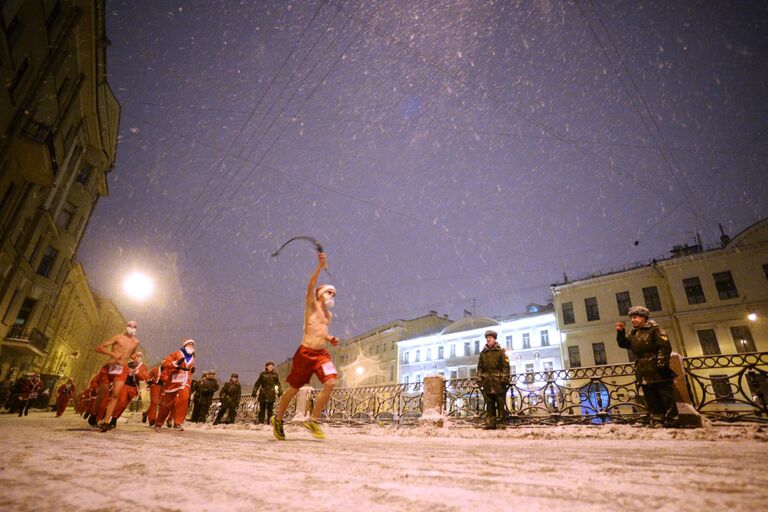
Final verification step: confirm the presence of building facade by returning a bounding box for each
[398,305,563,384]
[0,0,119,379]
[552,219,768,369]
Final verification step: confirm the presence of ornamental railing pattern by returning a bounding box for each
[201,352,768,426]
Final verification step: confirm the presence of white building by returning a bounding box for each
[398,304,563,383]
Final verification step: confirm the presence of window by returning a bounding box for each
[10,58,30,99]
[450,344,456,358]
[426,348,431,361]
[683,277,706,304]
[402,351,410,364]
[730,326,756,353]
[562,301,575,324]
[474,339,480,355]
[505,335,512,349]
[463,342,470,356]
[36,246,58,277]
[642,286,662,312]
[540,330,550,347]
[712,271,739,300]
[76,164,92,185]
[711,374,735,402]
[45,1,62,33]
[404,375,409,384]
[510,365,516,376]
[524,363,535,383]
[568,346,581,367]
[450,370,457,380]
[592,342,607,365]
[14,298,37,326]
[415,350,420,363]
[697,329,721,355]
[542,361,554,372]
[763,264,768,281]
[616,291,631,316]
[522,333,531,349]
[585,297,600,321]
[6,16,23,47]
[56,201,76,230]
[437,346,444,359]
[0,182,15,218]
[469,368,477,378]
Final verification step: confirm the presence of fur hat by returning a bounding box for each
[628,306,650,318]
[484,330,498,339]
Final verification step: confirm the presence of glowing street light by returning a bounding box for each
[355,366,365,376]
[747,311,757,322]
[123,272,154,300]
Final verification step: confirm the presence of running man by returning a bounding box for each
[94,320,141,431]
[272,252,338,440]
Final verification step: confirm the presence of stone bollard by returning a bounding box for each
[290,385,312,423]
[669,352,704,428]
[418,375,445,427]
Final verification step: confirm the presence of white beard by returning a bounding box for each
[127,327,137,336]
[324,297,335,308]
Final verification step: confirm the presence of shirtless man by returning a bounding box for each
[94,320,141,432]
[272,252,338,440]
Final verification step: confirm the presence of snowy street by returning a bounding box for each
[1,412,766,512]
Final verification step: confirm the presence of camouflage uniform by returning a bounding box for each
[477,338,510,429]
[617,318,679,426]
[214,378,241,424]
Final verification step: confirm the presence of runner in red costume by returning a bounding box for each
[55,378,76,416]
[155,339,196,431]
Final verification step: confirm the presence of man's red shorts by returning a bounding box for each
[287,345,337,389]
[98,363,130,385]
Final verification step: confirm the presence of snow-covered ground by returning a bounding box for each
[1,411,766,512]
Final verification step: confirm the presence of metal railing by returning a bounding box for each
[201,352,768,426]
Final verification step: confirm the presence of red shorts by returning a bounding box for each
[98,363,130,385]
[287,345,337,389]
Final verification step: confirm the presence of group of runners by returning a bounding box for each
[68,251,337,439]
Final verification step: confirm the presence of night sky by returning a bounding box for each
[79,0,768,383]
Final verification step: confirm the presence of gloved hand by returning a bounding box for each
[128,361,138,369]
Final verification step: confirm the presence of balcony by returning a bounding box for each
[3,326,49,357]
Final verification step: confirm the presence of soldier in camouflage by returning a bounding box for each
[476,330,511,429]
[616,306,679,427]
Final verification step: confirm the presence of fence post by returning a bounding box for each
[419,375,445,427]
[670,352,703,428]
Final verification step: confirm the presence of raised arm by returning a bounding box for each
[305,252,327,309]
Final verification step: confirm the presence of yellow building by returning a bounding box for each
[0,0,119,379]
[552,219,768,368]
[39,262,139,393]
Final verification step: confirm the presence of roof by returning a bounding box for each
[441,316,500,335]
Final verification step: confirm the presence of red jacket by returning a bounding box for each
[160,350,195,392]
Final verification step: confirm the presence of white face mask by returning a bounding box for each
[127,327,137,336]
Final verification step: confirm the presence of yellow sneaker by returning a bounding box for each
[303,420,325,440]
[271,416,285,440]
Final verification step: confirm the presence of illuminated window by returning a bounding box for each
[540,330,549,346]
[730,326,756,353]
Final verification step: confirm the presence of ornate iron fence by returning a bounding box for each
[200,352,768,426]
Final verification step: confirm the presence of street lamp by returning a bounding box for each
[123,272,154,301]
[747,311,758,322]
